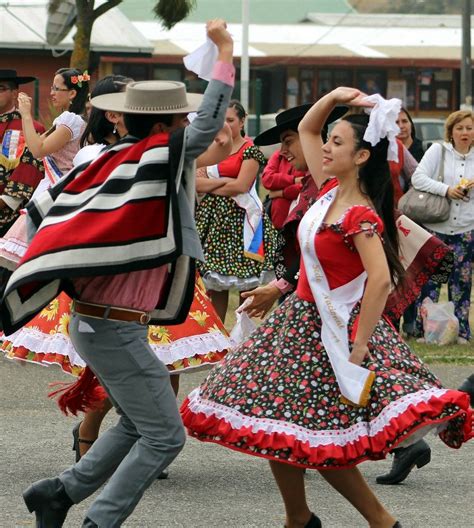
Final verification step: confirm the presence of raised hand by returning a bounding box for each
[17,92,33,118]
[330,86,373,108]
[206,19,233,49]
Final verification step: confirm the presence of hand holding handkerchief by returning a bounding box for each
[183,38,218,81]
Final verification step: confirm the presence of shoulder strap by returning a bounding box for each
[436,144,445,182]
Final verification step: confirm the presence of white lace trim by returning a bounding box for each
[5,350,219,379]
[4,355,77,377]
[202,270,275,292]
[0,237,27,264]
[2,329,86,368]
[2,327,231,368]
[151,332,231,364]
[186,387,450,447]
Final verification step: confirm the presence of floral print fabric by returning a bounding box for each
[415,229,473,340]
[197,194,280,284]
[2,276,230,376]
[181,294,472,468]
[196,145,281,288]
[183,201,472,468]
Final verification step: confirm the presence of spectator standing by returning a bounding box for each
[411,110,474,343]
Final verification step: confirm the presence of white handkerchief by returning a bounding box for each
[363,94,401,162]
[183,38,218,81]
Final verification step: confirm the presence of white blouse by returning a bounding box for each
[411,142,474,235]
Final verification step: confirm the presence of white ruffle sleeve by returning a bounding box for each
[53,111,85,140]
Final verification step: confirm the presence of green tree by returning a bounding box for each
[48,0,196,71]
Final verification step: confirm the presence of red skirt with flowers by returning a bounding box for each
[181,293,472,469]
[2,276,231,376]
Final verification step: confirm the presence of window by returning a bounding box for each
[356,71,386,96]
[317,69,352,98]
[418,69,453,111]
[112,63,150,81]
[152,67,182,82]
[300,69,315,104]
[400,69,417,109]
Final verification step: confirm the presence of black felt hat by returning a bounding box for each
[0,69,36,85]
[254,104,348,146]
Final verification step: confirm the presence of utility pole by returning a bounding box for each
[241,0,250,111]
[461,0,472,108]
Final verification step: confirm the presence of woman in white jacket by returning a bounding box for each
[411,109,474,343]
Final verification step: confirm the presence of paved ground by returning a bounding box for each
[0,356,472,527]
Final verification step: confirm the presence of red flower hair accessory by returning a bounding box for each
[71,70,91,88]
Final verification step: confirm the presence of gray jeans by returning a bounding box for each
[60,313,185,526]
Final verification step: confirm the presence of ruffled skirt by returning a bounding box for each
[2,277,231,376]
[196,194,281,291]
[181,294,472,469]
[0,214,27,271]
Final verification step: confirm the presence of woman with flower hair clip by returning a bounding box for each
[181,87,472,527]
[18,67,88,174]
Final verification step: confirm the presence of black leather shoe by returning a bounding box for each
[458,374,474,407]
[305,513,322,528]
[376,439,431,485]
[156,468,169,480]
[23,478,73,527]
[284,512,322,528]
[82,517,99,527]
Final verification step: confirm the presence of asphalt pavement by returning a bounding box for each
[0,356,472,527]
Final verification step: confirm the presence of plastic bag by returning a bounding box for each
[229,297,257,346]
[420,298,459,345]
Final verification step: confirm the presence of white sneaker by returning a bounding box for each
[416,337,426,343]
[457,337,469,345]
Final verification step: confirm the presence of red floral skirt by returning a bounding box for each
[2,276,231,376]
[181,293,472,469]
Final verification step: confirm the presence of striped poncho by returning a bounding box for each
[1,129,202,334]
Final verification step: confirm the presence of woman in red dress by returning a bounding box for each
[181,88,472,527]
[196,100,280,322]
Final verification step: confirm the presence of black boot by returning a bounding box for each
[376,439,431,485]
[458,374,474,407]
[23,478,73,527]
[82,517,99,527]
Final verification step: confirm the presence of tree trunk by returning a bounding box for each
[69,0,122,71]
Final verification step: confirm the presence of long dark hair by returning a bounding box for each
[228,99,246,137]
[80,75,133,147]
[400,106,417,141]
[55,68,89,115]
[343,113,405,286]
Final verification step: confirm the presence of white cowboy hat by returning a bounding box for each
[91,80,203,114]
